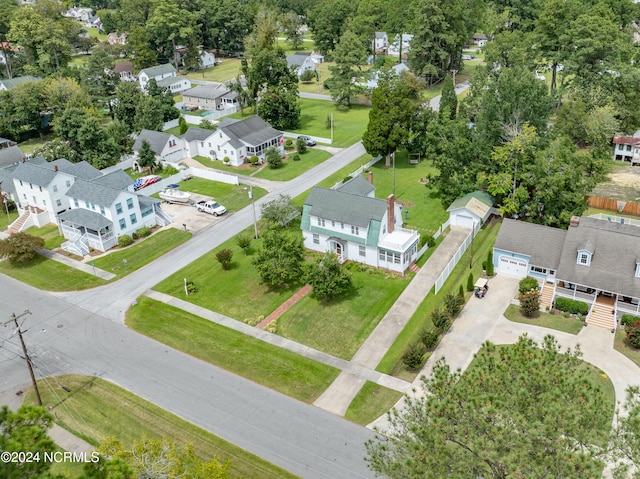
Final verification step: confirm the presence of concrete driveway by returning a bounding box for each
[161,202,229,234]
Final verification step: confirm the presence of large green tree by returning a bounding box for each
[0,232,44,263]
[366,335,609,478]
[146,0,198,68]
[439,73,457,120]
[307,252,353,301]
[113,81,143,131]
[257,85,300,130]
[308,0,355,57]
[253,229,305,287]
[328,29,368,106]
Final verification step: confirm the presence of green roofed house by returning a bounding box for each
[301,175,420,273]
[0,75,40,91]
[446,190,494,235]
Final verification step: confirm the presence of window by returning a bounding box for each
[130,213,137,225]
[53,185,58,193]
[119,218,126,230]
[313,234,319,244]
[341,223,344,229]
[100,206,105,215]
[116,202,123,214]
[317,217,325,227]
[19,180,22,186]
[126,198,134,210]
[618,144,624,150]
[331,220,335,227]
[65,180,71,187]
[379,250,386,261]
[39,186,42,192]
[628,145,633,151]
[73,198,79,207]
[351,225,359,235]
[577,250,592,266]
[29,183,32,189]
[32,196,36,203]
[579,254,588,264]
[359,245,366,257]
[636,263,640,278]
[85,201,90,208]
[56,199,62,207]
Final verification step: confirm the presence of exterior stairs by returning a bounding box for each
[408,263,420,273]
[539,281,555,310]
[587,304,616,330]
[8,210,31,234]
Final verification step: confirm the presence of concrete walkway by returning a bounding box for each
[178,158,283,192]
[38,249,115,280]
[314,226,472,415]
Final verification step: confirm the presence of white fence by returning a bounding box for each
[189,166,239,185]
[331,155,383,189]
[101,156,134,175]
[163,107,240,131]
[434,229,473,294]
[589,213,640,227]
[136,166,239,196]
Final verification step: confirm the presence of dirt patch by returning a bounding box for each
[591,165,640,202]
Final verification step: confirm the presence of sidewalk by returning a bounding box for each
[39,249,115,280]
[314,226,472,415]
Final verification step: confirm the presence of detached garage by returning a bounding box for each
[447,191,494,235]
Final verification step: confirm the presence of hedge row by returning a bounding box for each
[554,297,589,315]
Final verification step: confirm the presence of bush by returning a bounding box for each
[402,342,425,370]
[215,248,233,270]
[118,235,133,247]
[292,153,301,161]
[137,226,152,238]
[459,284,465,299]
[186,281,197,294]
[236,234,251,254]
[443,293,464,318]
[625,321,640,348]
[0,232,44,263]
[621,314,640,327]
[486,250,494,276]
[420,328,440,349]
[554,297,589,315]
[250,155,260,165]
[518,288,540,317]
[296,137,307,154]
[131,231,139,240]
[519,276,539,294]
[223,156,230,164]
[285,138,293,149]
[430,309,451,332]
[467,272,474,292]
[300,69,317,82]
[421,234,435,248]
[265,146,283,169]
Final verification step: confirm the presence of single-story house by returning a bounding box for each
[612,132,640,162]
[210,116,284,166]
[367,63,410,89]
[133,130,187,164]
[182,83,237,110]
[0,75,40,91]
[446,190,494,233]
[113,61,135,82]
[493,216,640,330]
[138,63,177,90]
[157,75,191,94]
[301,176,419,273]
[286,53,316,78]
[472,33,488,47]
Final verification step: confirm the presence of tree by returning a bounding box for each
[215,249,233,270]
[43,77,92,115]
[308,0,356,57]
[0,232,44,263]
[362,69,416,167]
[235,233,251,255]
[83,48,119,110]
[126,24,157,71]
[466,272,474,292]
[134,95,165,132]
[114,82,144,131]
[33,139,81,163]
[244,47,297,107]
[443,293,463,318]
[245,7,280,55]
[281,11,303,50]
[54,107,90,151]
[366,335,608,478]
[253,229,305,287]
[519,288,540,316]
[146,0,197,68]
[199,118,216,130]
[257,85,300,130]
[137,140,156,173]
[295,136,307,154]
[77,117,121,169]
[106,119,134,156]
[401,341,425,369]
[260,194,299,227]
[486,249,494,276]
[264,146,283,169]
[179,116,188,134]
[198,0,251,53]
[0,406,57,479]
[430,309,450,332]
[439,73,457,120]
[307,252,353,301]
[146,78,181,122]
[613,386,640,475]
[328,29,368,106]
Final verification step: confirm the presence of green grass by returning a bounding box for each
[0,209,19,231]
[344,381,403,426]
[86,28,107,42]
[503,304,585,334]
[24,375,300,479]
[18,133,55,155]
[298,62,333,94]
[153,231,300,321]
[255,148,332,181]
[163,125,182,136]
[24,224,64,249]
[92,228,191,276]
[128,297,339,403]
[193,155,261,176]
[277,265,411,360]
[181,59,242,83]
[376,220,502,380]
[615,329,640,368]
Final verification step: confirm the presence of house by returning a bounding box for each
[138,63,177,90]
[446,190,494,234]
[286,54,316,78]
[387,34,414,56]
[181,127,217,159]
[301,177,420,273]
[133,130,187,164]
[493,216,640,330]
[107,32,127,46]
[366,63,410,89]
[6,156,166,255]
[182,83,238,110]
[0,42,18,65]
[113,61,135,82]
[156,75,191,94]
[0,138,26,169]
[199,50,216,69]
[373,32,389,52]
[472,33,488,47]
[207,116,283,166]
[0,75,40,91]
[85,16,102,30]
[64,7,94,22]
[295,52,324,64]
[612,132,640,162]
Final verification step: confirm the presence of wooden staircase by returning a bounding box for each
[8,210,31,234]
[538,281,555,310]
[587,304,616,330]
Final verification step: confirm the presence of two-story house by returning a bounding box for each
[138,64,191,93]
[612,132,640,162]
[301,176,420,273]
[182,83,238,111]
[286,54,316,78]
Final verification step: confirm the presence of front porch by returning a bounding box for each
[57,209,116,256]
[551,281,619,330]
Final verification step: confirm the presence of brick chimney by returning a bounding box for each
[54,165,58,172]
[367,171,373,184]
[387,194,395,233]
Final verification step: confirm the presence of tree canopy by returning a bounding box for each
[253,229,305,287]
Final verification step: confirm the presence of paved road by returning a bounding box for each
[0,141,376,479]
[428,80,470,112]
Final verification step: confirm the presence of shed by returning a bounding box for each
[446,190,494,232]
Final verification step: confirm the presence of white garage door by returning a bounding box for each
[455,214,475,229]
[498,256,528,278]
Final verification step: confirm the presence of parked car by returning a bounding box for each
[534,71,546,81]
[462,54,475,60]
[298,135,316,147]
[196,200,226,216]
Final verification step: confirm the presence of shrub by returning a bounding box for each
[118,235,133,247]
[443,293,464,318]
[296,137,307,154]
[459,284,465,299]
[292,153,301,161]
[285,138,293,149]
[420,328,440,349]
[486,250,494,276]
[215,248,233,270]
[402,342,425,370]
[0,232,44,263]
[622,314,640,327]
[131,231,139,240]
[250,155,260,165]
[265,146,283,169]
[519,276,539,294]
[430,309,451,332]
[162,165,178,175]
[186,281,197,294]
[466,272,474,292]
[137,226,152,238]
[625,321,640,348]
[421,234,435,248]
[300,69,317,82]
[236,234,251,254]
[518,288,540,317]
[554,297,589,315]
[223,156,230,164]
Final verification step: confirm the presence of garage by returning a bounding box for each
[454,214,475,229]
[498,255,528,278]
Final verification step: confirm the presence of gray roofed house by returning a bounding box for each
[66,177,123,208]
[156,75,191,93]
[0,138,26,168]
[446,190,495,232]
[0,75,40,91]
[336,175,375,197]
[286,54,316,78]
[132,130,187,164]
[219,116,282,148]
[180,127,215,142]
[140,63,176,79]
[305,186,388,228]
[93,170,133,190]
[182,84,235,110]
[12,158,74,187]
[63,161,101,180]
[57,207,112,231]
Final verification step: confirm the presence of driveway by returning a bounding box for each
[161,202,229,234]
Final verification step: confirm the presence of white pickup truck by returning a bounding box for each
[196,200,227,216]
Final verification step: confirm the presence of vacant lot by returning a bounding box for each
[182,58,242,83]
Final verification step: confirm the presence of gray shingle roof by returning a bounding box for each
[63,161,101,180]
[140,64,176,78]
[494,219,567,269]
[66,177,124,207]
[556,217,640,298]
[0,75,40,90]
[183,84,228,100]
[133,130,171,155]
[12,158,73,187]
[218,115,281,148]
[58,208,112,231]
[157,76,184,87]
[336,175,375,196]
[94,170,133,189]
[180,127,214,142]
[304,186,387,227]
[286,54,307,68]
[0,145,26,168]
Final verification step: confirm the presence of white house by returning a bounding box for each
[446,190,494,234]
[182,83,238,110]
[612,132,640,162]
[472,33,488,47]
[366,63,410,89]
[301,176,420,273]
[133,130,187,164]
[286,54,316,78]
[156,75,191,94]
[373,32,389,52]
[64,7,93,22]
[387,34,414,56]
[0,75,39,91]
[138,63,177,90]
[199,51,216,69]
[181,127,217,159]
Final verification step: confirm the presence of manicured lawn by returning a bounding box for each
[126,166,180,181]
[0,209,19,231]
[193,155,255,176]
[255,148,332,181]
[344,381,403,426]
[503,304,584,334]
[86,28,107,42]
[614,329,640,368]
[24,375,300,479]
[298,62,333,94]
[93,228,191,276]
[128,297,339,403]
[153,232,301,321]
[24,224,64,249]
[277,264,411,360]
[172,176,268,211]
[376,220,501,380]
[181,59,242,83]
[163,125,182,136]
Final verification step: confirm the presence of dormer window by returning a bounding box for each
[577,249,592,267]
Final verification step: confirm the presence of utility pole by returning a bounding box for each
[4,311,42,406]
[249,185,259,239]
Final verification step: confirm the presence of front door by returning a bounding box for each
[335,243,342,255]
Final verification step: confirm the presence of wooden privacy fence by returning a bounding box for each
[587,196,640,216]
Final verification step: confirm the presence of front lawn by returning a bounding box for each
[344,381,403,426]
[255,148,332,181]
[167,176,268,212]
[181,59,242,83]
[503,304,585,334]
[277,264,411,360]
[24,375,300,479]
[128,297,339,403]
[298,62,333,94]
[193,156,255,176]
[24,224,64,249]
[614,328,640,368]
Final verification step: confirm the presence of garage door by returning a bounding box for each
[455,214,475,229]
[498,256,528,278]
